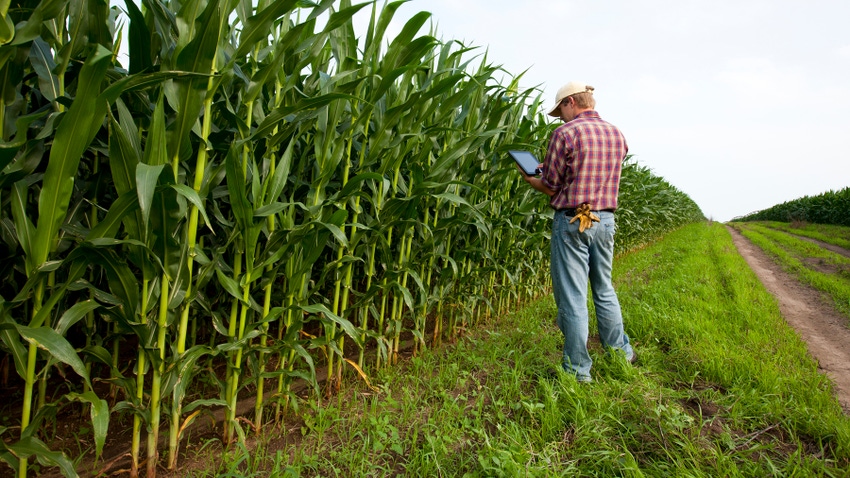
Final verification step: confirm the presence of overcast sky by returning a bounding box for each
[366,0,850,222]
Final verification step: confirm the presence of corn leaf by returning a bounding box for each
[54,0,91,76]
[300,303,360,346]
[0,11,12,45]
[5,436,78,478]
[86,189,140,240]
[30,44,112,271]
[136,163,165,231]
[10,0,68,46]
[167,0,221,163]
[215,267,244,303]
[0,301,27,380]
[225,145,262,269]
[65,391,109,459]
[53,300,100,336]
[167,345,215,407]
[28,38,60,102]
[171,184,213,231]
[67,245,140,323]
[10,181,36,265]
[144,91,169,167]
[15,325,92,390]
[123,0,153,74]
[233,0,300,59]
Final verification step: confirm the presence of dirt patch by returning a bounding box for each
[801,257,850,278]
[788,232,850,260]
[727,226,850,414]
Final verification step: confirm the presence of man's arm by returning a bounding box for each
[517,164,555,197]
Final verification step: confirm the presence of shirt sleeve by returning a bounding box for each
[541,128,571,192]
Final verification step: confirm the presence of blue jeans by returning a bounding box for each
[550,210,633,381]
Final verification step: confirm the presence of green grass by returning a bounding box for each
[731,222,850,319]
[174,222,850,477]
[756,220,850,250]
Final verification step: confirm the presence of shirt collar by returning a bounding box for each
[574,110,599,119]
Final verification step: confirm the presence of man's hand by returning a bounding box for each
[518,169,555,197]
[514,162,544,178]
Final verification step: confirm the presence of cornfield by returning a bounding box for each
[616,158,705,251]
[734,186,850,226]
[0,1,703,476]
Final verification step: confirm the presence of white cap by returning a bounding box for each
[547,82,594,117]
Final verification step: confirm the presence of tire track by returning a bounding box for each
[728,226,850,414]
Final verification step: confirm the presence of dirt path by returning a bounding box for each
[789,233,850,259]
[727,226,850,414]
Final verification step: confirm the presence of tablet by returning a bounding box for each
[508,150,542,176]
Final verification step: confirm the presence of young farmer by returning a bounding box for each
[518,81,636,382]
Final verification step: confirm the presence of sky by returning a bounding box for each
[359,0,850,222]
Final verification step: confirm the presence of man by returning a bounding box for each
[519,81,635,382]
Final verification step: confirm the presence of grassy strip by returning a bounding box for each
[181,222,850,477]
[746,223,850,268]
[731,223,850,318]
[757,221,850,250]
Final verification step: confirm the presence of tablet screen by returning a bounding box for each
[508,150,541,176]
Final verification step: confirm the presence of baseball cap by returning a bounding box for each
[547,82,594,117]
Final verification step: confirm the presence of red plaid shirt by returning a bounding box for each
[541,111,628,211]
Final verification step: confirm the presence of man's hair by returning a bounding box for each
[570,91,596,109]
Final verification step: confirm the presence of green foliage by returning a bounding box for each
[754,220,850,250]
[0,0,704,475]
[735,186,850,226]
[616,157,705,252]
[175,223,850,476]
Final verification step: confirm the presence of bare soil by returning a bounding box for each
[727,226,850,414]
[785,230,850,259]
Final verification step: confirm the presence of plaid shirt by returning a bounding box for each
[541,110,628,211]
